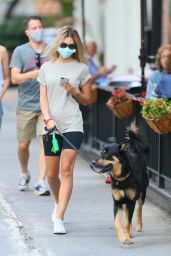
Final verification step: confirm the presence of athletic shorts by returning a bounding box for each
[43,131,83,156]
[16,109,44,141]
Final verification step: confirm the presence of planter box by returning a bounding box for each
[144,112,171,134]
[106,98,134,119]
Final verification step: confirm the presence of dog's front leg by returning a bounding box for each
[136,196,143,231]
[114,203,129,244]
[124,201,136,244]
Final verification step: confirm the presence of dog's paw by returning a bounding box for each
[122,237,133,245]
[136,221,143,232]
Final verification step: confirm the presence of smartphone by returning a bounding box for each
[60,77,69,87]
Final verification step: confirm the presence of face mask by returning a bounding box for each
[57,47,76,59]
[30,30,43,43]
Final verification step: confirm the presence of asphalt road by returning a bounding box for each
[0,88,171,256]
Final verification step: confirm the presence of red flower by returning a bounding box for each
[141,90,146,97]
[139,98,144,106]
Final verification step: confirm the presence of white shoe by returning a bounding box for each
[18,173,30,191]
[51,203,58,223]
[34,182,50,196]
[53,218,66,234]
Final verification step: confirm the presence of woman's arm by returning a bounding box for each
[64,79,92,106]
[0,47,10,100]
[40,84,55,129]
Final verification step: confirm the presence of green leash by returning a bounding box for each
[51,131,59,153]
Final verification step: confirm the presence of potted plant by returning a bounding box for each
[106,87,135,118]
[140,98,171,134]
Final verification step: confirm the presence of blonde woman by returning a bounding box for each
[146,44,171,98]
[38,26,92,234]
[0,45,10,129]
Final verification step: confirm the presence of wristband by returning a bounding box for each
[44,118,53,126]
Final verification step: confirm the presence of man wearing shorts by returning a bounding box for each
[10,16,50,196]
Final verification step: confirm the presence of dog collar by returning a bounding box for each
[110,171,131,185]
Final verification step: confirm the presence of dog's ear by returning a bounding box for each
[125,147,146,186]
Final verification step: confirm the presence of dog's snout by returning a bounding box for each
[91,159,97,165]
[90,159,97,170]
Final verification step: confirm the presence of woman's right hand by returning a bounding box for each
[44,118,55,131]
[46,119,55,131]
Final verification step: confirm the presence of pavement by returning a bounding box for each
[0,87,171,256]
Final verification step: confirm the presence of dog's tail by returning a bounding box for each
[125,122,149,155]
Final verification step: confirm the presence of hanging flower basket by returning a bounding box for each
[144,113,171,134]
[106,88,135,119]
[140,98,171,134]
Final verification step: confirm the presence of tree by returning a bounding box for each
[4,0,20,19]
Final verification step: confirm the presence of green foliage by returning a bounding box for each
[0,16,27,54]
[140,98,171,120]
[0,0,73,54]
[61,0,73,17]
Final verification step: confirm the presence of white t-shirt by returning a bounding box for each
[38,59,90,133]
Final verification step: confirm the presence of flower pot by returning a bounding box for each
[144,112,171,134]
[106,98,134,119]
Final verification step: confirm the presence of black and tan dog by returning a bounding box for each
[91,122,149,244]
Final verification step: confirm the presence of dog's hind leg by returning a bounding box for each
[136,192,146,232]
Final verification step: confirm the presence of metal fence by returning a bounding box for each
[82,88,171,197]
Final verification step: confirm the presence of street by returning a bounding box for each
[0,87,171,256]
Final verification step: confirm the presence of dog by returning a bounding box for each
[91,122,149,244]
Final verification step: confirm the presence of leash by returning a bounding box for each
[44,125,102,175]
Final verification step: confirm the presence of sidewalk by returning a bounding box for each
[0,88,171,256]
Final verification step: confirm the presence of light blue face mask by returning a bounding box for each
[57,47,76,59]
[30,30,43,43]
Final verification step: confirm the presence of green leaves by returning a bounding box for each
[141,98,171,120]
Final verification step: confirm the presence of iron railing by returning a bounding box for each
[82,88,171,197]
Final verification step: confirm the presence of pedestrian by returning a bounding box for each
[38,25,92,234]
[10,16,50,196]
[146,44,171,99]
[85,36,116,87]
[0,45,10,129]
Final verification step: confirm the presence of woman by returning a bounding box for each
[146,44,171,99]
[0,45,10,129]
[38,26,92,234]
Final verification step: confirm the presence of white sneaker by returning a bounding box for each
[51,203,58,223]
[18,173,30,191]
[34,182,50,196]
[53,218,66,234]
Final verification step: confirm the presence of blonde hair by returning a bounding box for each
[47,25,87,63]
[155,44,171,70]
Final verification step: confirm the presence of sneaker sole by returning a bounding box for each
[18,185,29,191]
[34,190,51,196]
[53,230,66,234]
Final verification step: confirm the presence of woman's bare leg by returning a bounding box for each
[45,156,60,204]
[57,149,77,220]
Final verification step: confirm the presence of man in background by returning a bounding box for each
[85,36,116,87]
[10,16,50,196]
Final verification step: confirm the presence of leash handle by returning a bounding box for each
[45,123,102,175]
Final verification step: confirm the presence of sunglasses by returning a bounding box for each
[35,53,41,68]
[60,42,77,50]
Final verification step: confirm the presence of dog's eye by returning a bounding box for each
[101,149,106,154]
